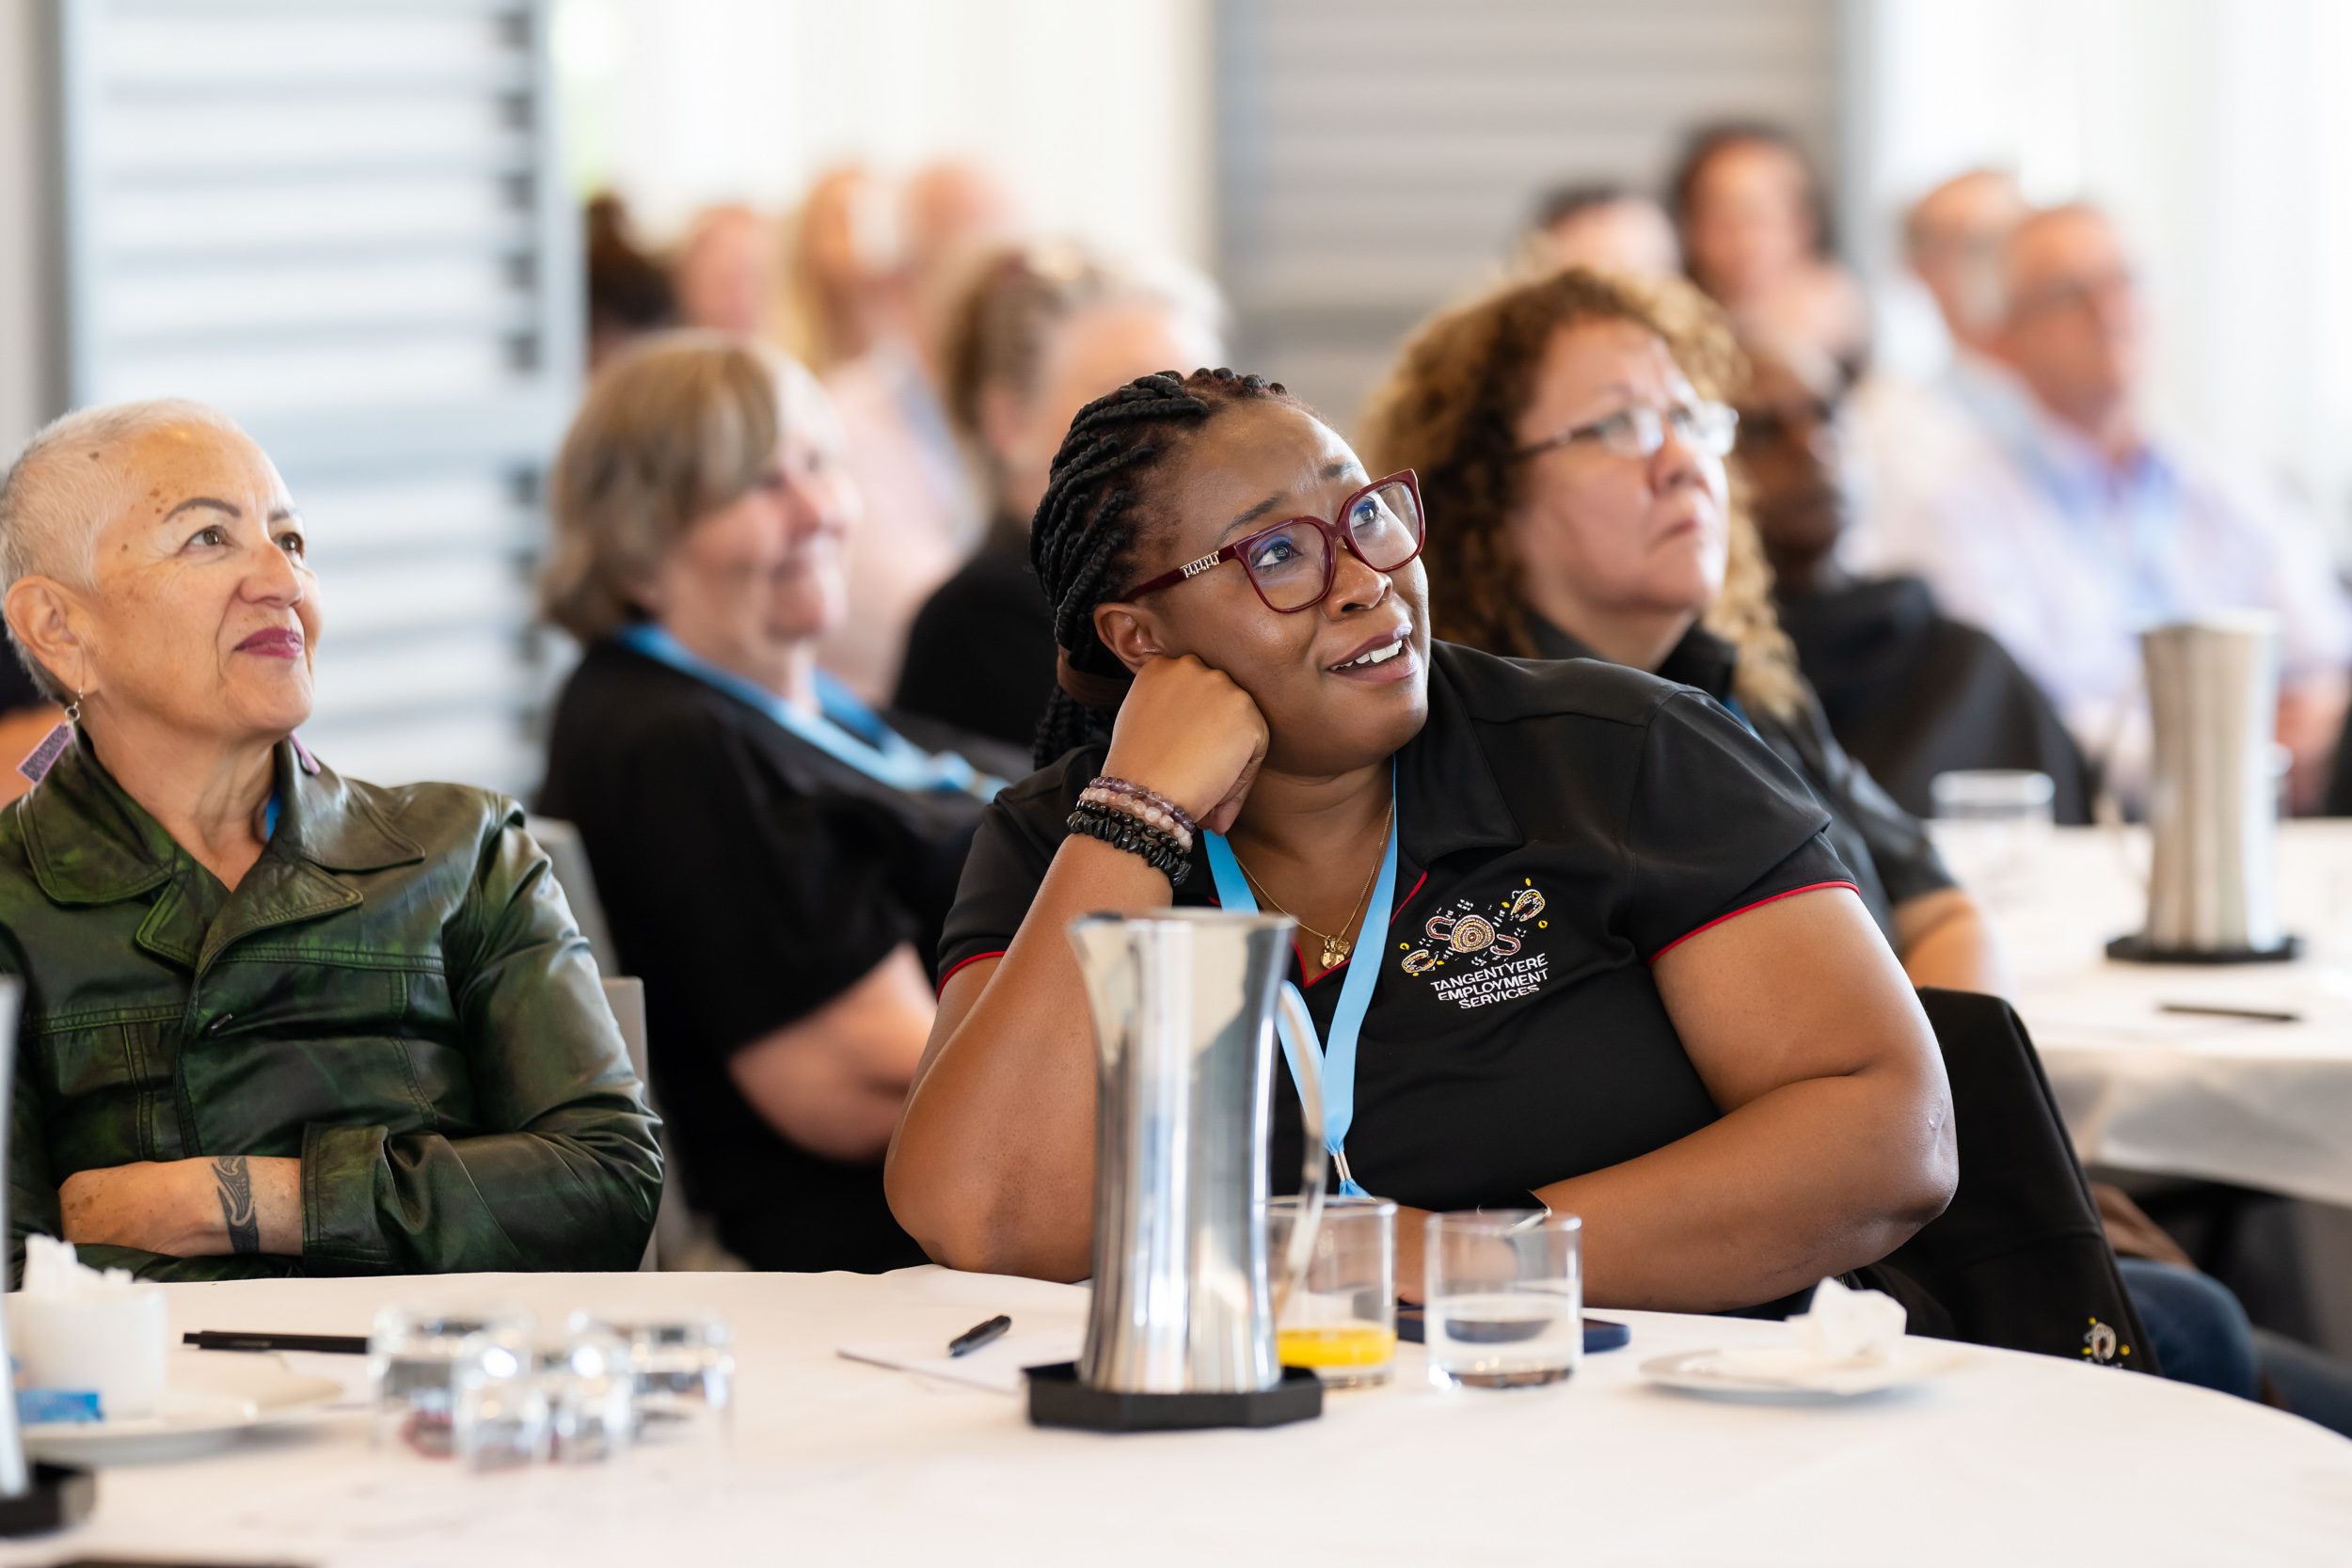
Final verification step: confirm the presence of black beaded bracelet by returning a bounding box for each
[1067,800,1191,885]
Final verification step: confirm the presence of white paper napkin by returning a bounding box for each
[1700,1275,1909,1388]
[836,1327,1084,1395]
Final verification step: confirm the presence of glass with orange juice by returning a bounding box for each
[1267,1194,1397,1387]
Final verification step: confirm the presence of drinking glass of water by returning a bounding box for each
[452,1319,548,1471]
[369,1300,533,1456]
[572,1307,734,1448]
[1928,769,2056,904]
[1268,1194,1396,1387]
[541,1324,636,1465]
[1424,1211,1581,1389]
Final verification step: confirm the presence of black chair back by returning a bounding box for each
[1858,988,2158,1373]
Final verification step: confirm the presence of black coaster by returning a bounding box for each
[1025,1362,1323,1432]
[2106,932,2303,965]
[0,1463,95,1536]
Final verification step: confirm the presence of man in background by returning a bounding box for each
[1882,204,2352,809]
[1845,169,2031,569]
[673,204,778,340]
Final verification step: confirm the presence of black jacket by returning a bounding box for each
[1867,989,2156,1371]
[1777,575,2092,825]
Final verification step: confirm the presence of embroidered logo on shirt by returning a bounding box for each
[2082,1318,2129,1366]
[1400,879,1552,1009]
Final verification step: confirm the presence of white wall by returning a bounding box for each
[555,0,1212,266]
[1851,0,2352,539]
[0,0,47,455]
[1217,0,1838,434]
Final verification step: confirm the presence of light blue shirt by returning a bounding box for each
[1884,400,2352,762]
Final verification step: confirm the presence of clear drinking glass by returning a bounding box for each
[452,1319,548,1471]
[1928,769,2056,903]
[1268,1194,1396,1387]
[571,1307,734,1447]
[1424,1211,1582,1389]
[540,1325,636,1465]
[369,1300,533,1456]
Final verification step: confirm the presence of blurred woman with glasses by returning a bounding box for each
[1359,267,2002,996]
[893,242,1222,749]
[888,367,1957,1309]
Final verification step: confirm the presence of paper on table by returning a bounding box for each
[837,1327,1084,1395]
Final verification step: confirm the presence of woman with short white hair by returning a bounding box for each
[0,400,660,1281]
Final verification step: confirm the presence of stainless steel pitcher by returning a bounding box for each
[1068,910,1327,1394]
[2140,613,2284,955]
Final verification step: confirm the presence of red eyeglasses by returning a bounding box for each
[1124,470,1426,612]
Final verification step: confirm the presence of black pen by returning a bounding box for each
[2158,1002,2300,1023]
[183,1330,371,1354]
[948,1314,1012,1357]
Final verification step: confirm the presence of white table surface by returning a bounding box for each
[8,1266,2351,1568]
[1991,821,2352,1206]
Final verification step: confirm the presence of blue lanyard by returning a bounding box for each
[262,794,279,840]
[617,625,1007,800]
[1202,771,1398,1200]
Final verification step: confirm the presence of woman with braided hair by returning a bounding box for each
[887,368,1955,1307]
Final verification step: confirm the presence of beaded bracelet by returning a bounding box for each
[1077,784,1193,852]
[1086,776,1199,840]
[1067,799,1191,885]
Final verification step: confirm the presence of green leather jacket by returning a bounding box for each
[2,735,662,1281]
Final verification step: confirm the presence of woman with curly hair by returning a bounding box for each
[1359,267,1999,993]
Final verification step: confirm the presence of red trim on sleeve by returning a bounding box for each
[1647,881,1860,964]
[936,949,1007,995]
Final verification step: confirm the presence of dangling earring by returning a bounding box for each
[18,690,81,786]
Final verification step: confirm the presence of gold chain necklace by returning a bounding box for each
[1230,800,1394,972]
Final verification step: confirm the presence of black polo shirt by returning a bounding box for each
[940,641,1860,1213]
[541,639,1020,1274]
[1528,615,1954,945]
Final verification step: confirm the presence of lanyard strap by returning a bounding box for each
[1202,772,1398,1200]
[617,625,1006,800]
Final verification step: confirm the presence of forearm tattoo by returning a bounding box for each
[213,1156,259,1255]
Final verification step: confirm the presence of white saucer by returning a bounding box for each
[24,1349,343,1464]
[1640,1341,1974,1403]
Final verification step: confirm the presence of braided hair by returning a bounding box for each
[1029,367,1306,768]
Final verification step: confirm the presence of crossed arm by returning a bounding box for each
[59,1155,301,1257]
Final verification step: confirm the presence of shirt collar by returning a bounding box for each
[1523,611,1738,704]
[2010,398,2175,506]
[22,732,422,910]
[1392,643,1522,865]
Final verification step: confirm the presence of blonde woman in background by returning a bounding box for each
[783,165,894,374]
[892,241,1223,748]
[1359,267,2002,995]
[817,161,1025,704]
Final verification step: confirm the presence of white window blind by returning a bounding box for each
[51,0,580,793]
[1214,0,1840,432]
